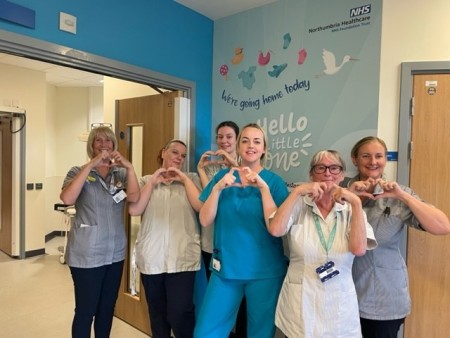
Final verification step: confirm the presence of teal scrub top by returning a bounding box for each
[199,168,288,280]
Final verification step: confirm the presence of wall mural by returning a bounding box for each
[212,0,382,184]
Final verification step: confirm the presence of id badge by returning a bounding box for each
[112,190,127,203]
[212,258,221,272]
[316,261,340,283]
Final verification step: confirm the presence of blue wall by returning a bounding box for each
[0,0,213,163]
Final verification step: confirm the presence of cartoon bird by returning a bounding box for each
[231,47,244,65]
[258,50,272,66]
[321,49,358,75]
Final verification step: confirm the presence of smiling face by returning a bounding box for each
[92,133,114,157]
[237,126,266,167]
[310,151,345,185]
[216,126,237,155]
[161,141,187,169]
[87,126,117,159]
[352,140,387,180]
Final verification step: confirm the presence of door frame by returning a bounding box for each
[0,108,26,258]
[398,61,450,184]
[0,30,197,167]
[0,30,196,259]
[398,61,450,337]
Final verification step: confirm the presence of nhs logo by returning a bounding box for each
[350,4,371,17]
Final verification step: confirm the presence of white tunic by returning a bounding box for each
[135,173,202,275]
[275,196,376,338]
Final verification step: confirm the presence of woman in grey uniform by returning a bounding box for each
[343,136,450,338]
[60,125,140,338]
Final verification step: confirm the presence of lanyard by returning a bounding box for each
[96,171,118,195]
[312,211,337,258]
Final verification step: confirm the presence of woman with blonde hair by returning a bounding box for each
[194,123,289,338]
[60,125,140,338]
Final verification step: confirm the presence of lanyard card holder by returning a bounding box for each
[316,260,340,283]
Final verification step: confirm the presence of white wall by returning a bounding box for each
[379,0,450,180]
[0,63,47,253]
[45,87,91,236]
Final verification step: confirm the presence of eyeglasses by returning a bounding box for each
[312,164,343,174]
[91,123,112,129]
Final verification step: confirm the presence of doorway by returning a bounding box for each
[114,91,184,335]
[0,114,13,255]
[0,31,196,259]
[398,62,450,337]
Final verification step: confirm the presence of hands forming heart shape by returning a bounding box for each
[199,150,238,169]
[158,168,180,185]
[220,167,263,189]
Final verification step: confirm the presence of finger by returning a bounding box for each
[240,166,252,175]
[228,167,239,176]
[215,149,226,156]
[359,191,375,199]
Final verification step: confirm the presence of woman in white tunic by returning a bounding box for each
[268,150,377,338]
[129,139,202,338]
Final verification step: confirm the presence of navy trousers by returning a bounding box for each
[141,271,196,338]
[69,260,124,338]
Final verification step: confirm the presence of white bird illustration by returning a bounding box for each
[321,49,358,75]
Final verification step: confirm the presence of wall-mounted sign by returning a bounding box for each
[0,0,35,29]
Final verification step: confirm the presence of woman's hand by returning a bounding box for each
[332,185,361,206]
[197,149,238,170]
[164,167,188,184]
[239,166,268,190]
[197,151,215,170]
[214,167,239,191]
[292,182,327,201]
[348,177,382,199]
[215,149,238,167]
[90,150,111,168]
[108,150,133,169]
[373,180,403,199]
[149,168,174,186]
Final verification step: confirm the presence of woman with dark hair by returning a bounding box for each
[197,120,240,277]
[197,121,247,337]
[129,139,202,338]
[194,123,289,338]
[344,136,450,338]
[60,125,140,338]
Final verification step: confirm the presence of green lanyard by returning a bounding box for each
[312,211,337,258]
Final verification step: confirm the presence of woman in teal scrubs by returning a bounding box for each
[194,123,289,338]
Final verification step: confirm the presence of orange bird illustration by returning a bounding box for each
[231,47,244,65]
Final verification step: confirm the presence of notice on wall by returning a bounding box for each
[212,0,382,183]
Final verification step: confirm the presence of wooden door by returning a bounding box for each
[0,116,12,255]
[114,91,181,335]
[404,74,450,337]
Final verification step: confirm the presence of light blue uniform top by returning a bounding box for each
[199,168,289,280]
[344,176,424,320]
